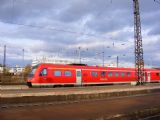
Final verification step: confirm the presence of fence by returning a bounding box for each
[0,75,28,85]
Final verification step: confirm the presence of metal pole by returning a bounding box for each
[3,45,6,74]
[102,43,104,67]
[150,58,153,68]
[133,0,144,85]
[78,47,81,64]
[102,52,104,67]
[3,45,6,83]
[22,49,24,67]
[22,49,24,83]
[117,56,119,68]
[3,45,6,68]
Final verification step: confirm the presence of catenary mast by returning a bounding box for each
[133,0,145,84]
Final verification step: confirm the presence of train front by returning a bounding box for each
[27,65,38,87]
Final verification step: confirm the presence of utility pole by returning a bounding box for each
[22,49,24,83]
[102,51,104,67]
[3,45,6,72]
[96,52,104,67]
[3,45,6,75]
[116,56,119,68]
[22,49,24,67]
[102,43,105,67]
[133,0,145,84]
[78,47,81,64]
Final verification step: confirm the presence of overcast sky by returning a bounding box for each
[0,0,160,67]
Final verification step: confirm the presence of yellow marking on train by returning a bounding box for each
[100,78,108,81]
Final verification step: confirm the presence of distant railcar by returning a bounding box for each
[27,63,160,87]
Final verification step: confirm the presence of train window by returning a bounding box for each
[76,71,81,77]
[101,71,106,77]
[91,71,98,77]
[127,72,131,77]
[108,72,113,77]
[115,72,119,77]
[156,73,160,77]
[40,68,47,76]
[29,68,36,77]
[64,71,72,76]
[54,70,61,76]
[121,72,125,77]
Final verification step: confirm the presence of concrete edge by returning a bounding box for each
[1,88,160,106]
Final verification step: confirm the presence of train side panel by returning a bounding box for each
[82,69,136,84]
[144,69,160,82]
[150,71,160,82]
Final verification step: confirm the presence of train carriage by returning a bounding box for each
[27,63,160,87]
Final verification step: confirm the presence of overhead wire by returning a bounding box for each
[0,0,109,39]
[0,0,116,40]
[0,20,103,38]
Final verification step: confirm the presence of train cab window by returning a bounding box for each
[115,72,119,77]
[127,72,131,77]
[121,72,125,77]
[101,71,106,77]
[40,68,47,76]
[108,72,113,77]
[156,73,160,77]
[64,71,72,76]
[91,71,98,77]
[54,70,61,76]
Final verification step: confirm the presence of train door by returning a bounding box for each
[76,69,82,85]
[147,72,151,82]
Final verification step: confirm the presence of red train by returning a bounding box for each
[27,63,160,87]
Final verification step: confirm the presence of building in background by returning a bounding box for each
[9,65,24,75]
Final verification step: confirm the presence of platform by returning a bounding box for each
[1,83,160,106]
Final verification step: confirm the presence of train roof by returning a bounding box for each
[33,63,160,72]
[36,63,136,70]
[68,63,87,66]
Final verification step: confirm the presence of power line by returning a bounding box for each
[0,0,122,41]
[0,20,113,40]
